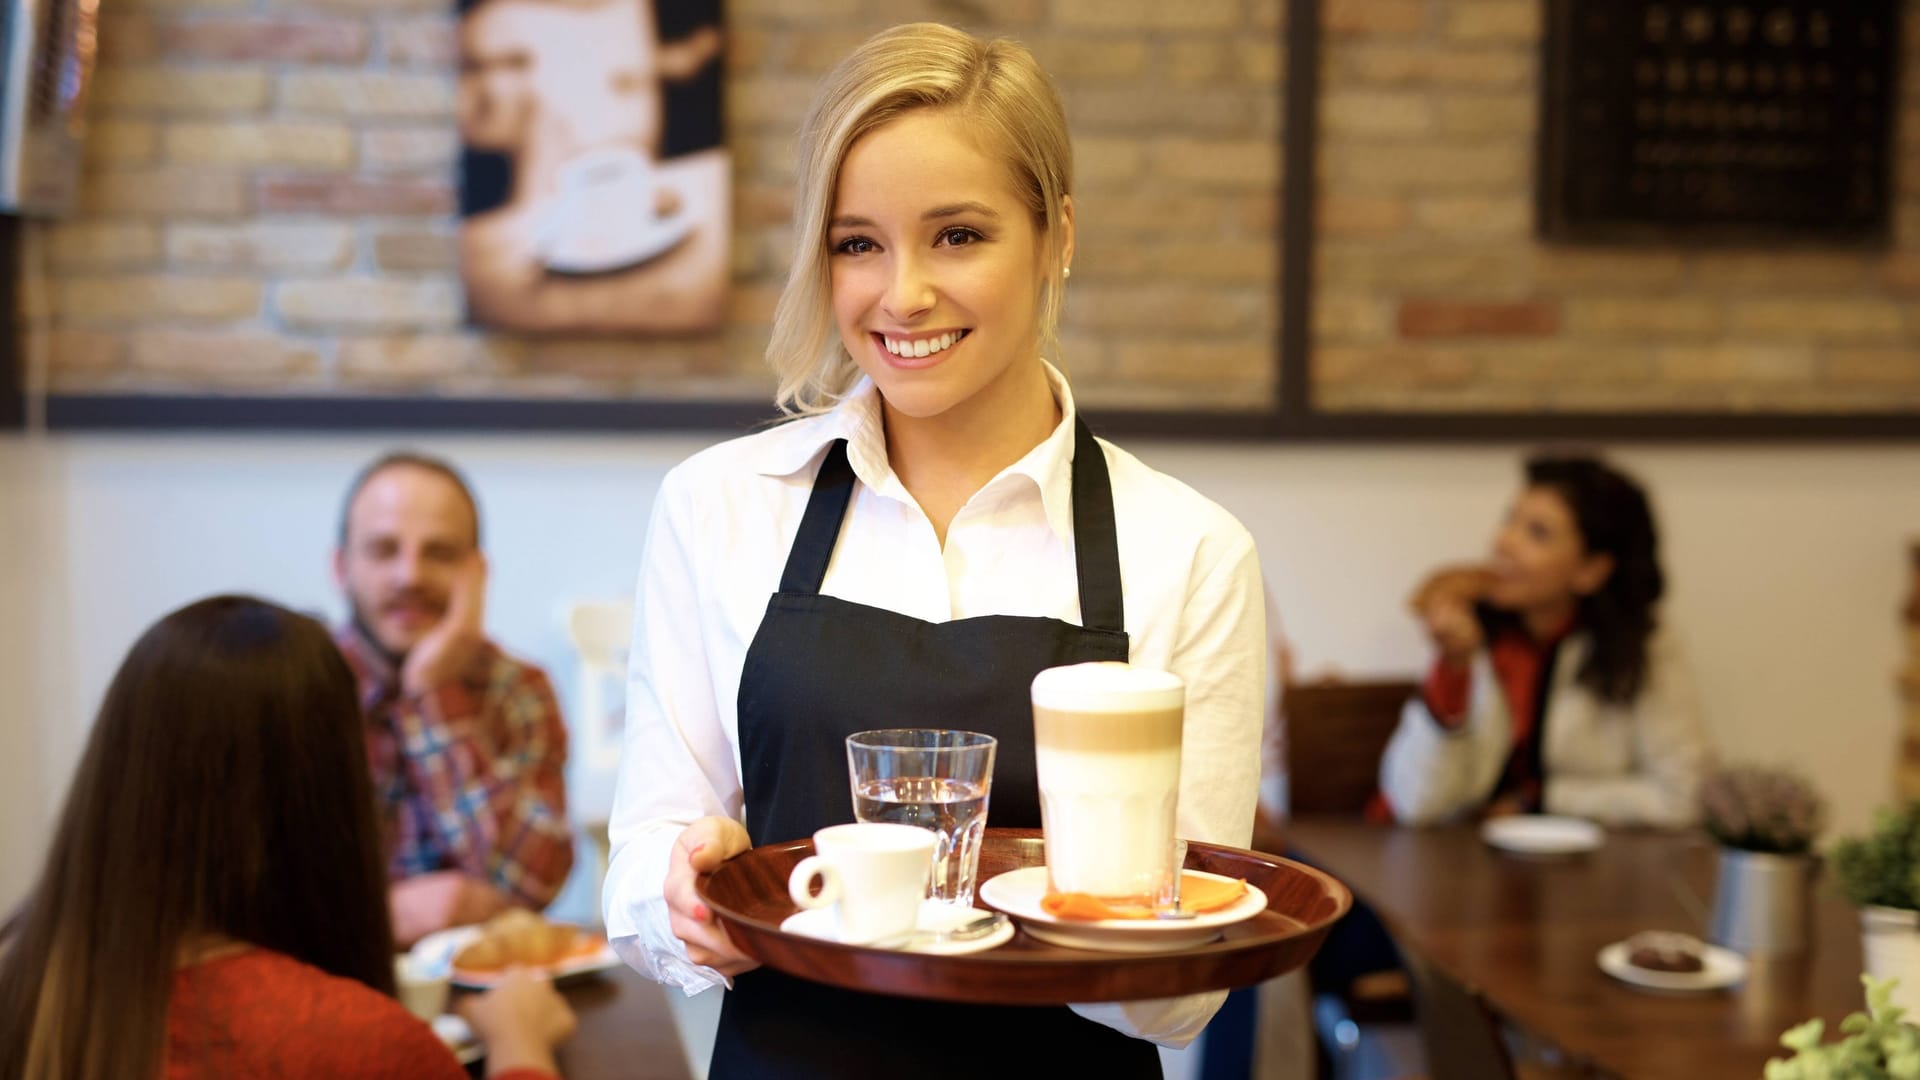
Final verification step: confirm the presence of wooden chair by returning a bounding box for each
[1280,677,1417,815]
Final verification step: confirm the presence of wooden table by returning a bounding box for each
[558,965,695,1080]
[1286,818,1865,1079]
[455,964,694,1080]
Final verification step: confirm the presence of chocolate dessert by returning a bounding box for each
[1624,931,1705,974]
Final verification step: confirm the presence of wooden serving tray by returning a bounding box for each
[694,827,1351,1004]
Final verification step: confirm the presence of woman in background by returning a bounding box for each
[1378,453,1711,826]
[0,595,574,1080]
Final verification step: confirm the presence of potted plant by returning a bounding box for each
[1701,764,1827,954]
[1833,802,1920,1017]
[1765,976,1919,1079]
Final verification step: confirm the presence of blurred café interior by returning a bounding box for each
[2,0,1920,1077]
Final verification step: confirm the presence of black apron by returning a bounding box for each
[709,417,1163,1079]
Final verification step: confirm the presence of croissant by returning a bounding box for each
[453,910,587,972]
[1408,563,1495,615]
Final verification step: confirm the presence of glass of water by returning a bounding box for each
[846,730,996,908]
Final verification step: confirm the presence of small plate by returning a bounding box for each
[412,923,622,991]
[431,1014,484,1065]
[780,900,1015,956]
[1480,815,1603,856]
[978,867,1268,954]
[1597,939,1747,993]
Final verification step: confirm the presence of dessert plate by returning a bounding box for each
[979,867,1268,954]
[1596,938,1747,992]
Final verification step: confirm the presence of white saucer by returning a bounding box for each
[1480,815,1603,856]
[977,866,1267,954]
[780,900,1015,956]
[431,1014,483,1065]
[540,207,695,275]
[1597,938,1747,993]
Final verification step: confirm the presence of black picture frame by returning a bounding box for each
[27,0,1920,440]
[0,216,20,431]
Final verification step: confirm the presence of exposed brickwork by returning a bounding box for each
[1313,0,1920,412]
[32,1,1917,412]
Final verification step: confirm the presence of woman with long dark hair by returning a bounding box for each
[0,595,573,1080]
[1378,454,1712,826]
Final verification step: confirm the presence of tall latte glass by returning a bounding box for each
[1031,662,1184,909]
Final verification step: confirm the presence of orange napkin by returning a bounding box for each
[1041,873,1248,921]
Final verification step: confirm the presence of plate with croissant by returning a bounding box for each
[414,909,619,990]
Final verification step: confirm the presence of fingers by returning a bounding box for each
[465,553,489,627]
[665,819,758,975]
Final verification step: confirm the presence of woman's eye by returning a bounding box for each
[938,227,983,247]
[833,236,876,255]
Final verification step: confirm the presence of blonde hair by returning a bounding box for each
[767,22,1074,416]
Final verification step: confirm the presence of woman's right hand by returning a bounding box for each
[458,967,576,1079]
[664,816,758,976]
[1420,597,1484,668]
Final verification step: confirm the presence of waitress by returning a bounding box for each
[601,22,1266,1078]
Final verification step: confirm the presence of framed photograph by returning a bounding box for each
[457,0,730,334]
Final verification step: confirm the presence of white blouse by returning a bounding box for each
[602,364,1267,1046]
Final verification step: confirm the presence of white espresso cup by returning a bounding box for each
[787,822,936,945]
[1031,662,1186,908]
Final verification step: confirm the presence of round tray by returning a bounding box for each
[695,827,1351,1004]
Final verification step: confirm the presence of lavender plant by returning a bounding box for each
[1701,764,1827,856]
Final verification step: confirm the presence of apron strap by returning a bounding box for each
[1071,416,1125,634]
[779,440,856,595]
[778,421,1125,636]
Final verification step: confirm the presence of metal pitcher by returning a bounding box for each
[1708,847,1820,954]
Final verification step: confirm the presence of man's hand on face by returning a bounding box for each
[390,869,513,947]
[400,553,488,698]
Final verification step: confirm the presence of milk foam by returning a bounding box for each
[1030,661,1184,714]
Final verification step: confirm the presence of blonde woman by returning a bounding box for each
[602,23,1266,1077]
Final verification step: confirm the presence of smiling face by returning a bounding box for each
[826,108,1070,425]
[1485,485,1615,617]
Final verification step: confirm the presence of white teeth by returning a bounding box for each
[881,330,966,358]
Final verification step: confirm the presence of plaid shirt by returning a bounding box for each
[335,625,574,908]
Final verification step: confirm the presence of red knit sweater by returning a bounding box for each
[165,948,552,1080]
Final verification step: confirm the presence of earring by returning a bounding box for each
[1063,266,1072,280]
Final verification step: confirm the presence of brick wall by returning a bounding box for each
[23,0,1919,415]
[1313,0,1920,413]
[28,0,1283,411]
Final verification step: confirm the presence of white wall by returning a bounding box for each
[1,432,1913,912]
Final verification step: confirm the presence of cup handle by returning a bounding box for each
[789,856,841,911]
